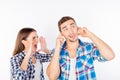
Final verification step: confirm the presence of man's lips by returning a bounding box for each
[69,35,76,39]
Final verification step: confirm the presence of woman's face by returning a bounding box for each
[23,31,39,53]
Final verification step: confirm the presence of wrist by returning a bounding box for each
[44,49,50,54]
[55,46,61,52]
[88,32,94,39]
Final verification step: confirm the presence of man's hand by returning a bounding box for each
[56,34,64,49]
[78,27,92,38]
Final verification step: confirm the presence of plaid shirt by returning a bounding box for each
[10,51,51,80]
[57,39,107,80]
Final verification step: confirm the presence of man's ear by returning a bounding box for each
[60,32,63,36]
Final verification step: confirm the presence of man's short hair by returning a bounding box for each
[58,16,76,32]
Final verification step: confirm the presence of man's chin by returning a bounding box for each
[69,38,78,42]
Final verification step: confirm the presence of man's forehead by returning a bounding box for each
[60,20,75,27]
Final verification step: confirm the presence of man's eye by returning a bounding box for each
[63,28,68,31]
[72,25,76,28]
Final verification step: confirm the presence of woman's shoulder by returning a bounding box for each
[11,52,25,60]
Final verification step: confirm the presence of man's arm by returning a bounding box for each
[78,27,115,60]
[46,35,64,80]
[46,47,60,80]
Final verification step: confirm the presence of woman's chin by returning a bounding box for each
[32,50,37,54]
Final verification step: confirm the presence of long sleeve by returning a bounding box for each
[10,55,27,80]
[91,43,107,62]
[35,50,54,62]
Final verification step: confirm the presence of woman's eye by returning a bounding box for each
[33,36,35,39]
[33,36,38,40]
[37,36,39,38]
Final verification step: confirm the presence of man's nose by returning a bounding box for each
[69,28,74,33]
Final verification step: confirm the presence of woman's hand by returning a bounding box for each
[39,36,50,54]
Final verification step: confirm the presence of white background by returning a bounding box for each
[0,0,120,80]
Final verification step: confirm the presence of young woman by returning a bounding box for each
[10,27,51,80]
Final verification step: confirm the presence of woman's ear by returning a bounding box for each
[22,40,26,45]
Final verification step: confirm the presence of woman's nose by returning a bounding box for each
[35,38,38,43]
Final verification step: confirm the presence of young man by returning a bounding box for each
[47,16,115,80]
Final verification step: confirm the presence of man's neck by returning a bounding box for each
[66,39,79,50]
[66,40,79,58]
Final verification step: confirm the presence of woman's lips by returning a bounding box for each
[33,44,37,49]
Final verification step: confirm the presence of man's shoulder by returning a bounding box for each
[79,40,93,46]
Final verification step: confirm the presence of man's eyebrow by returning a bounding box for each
[61,26,67,30]
[70,23,74,25]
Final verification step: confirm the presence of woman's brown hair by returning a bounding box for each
[12,27,36,56]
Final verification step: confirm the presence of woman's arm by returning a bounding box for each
[10,53,28,79]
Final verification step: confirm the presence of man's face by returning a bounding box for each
[60,20,78,42]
